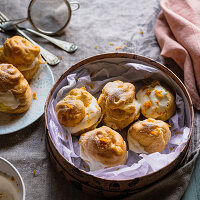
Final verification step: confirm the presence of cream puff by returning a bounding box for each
[0,64,32,113]
[136,81,176,121]
[127,118,171,154]
[1,36,42,80]
[56,87,102,136]
[98,80,140,130]
[0,47,5,63]
[79,126,127,171]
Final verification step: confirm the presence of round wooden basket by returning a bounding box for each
[45,53,194,198]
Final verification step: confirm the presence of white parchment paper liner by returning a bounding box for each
[47,60,190,180]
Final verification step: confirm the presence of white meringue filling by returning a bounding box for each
[0,173,20,200]
[66,97,101,134]
[80,145,105,171]
[0,90,20,109]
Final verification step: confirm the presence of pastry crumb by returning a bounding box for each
[115,46,122,51]
[94,45,98,49]
[124,45,127,48]
[33,170,36,176]
[109,42,114,46]
[60,56,63,60]
[38,76,40,80]
[33,92,37,100]
[167,123,171,128]
[139,31,144,34]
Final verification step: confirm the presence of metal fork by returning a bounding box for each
[0,22,78,53]
[0,12,60,66]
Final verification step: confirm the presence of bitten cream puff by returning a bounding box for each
[79,126,127,171]
[136,81,176,121]
[0,64,32,113]
[98,80,140,130]
[127,118,171,154]
[1,36,42,80]
[56,87,102,136]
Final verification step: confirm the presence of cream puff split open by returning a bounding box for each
[56,87,102,136]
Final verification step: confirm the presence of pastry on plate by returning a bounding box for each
[79,126,127,171]
[98,80,141,130]
[136,80,176,121]
[56,87,102,136]
[0,64,32,113]
[0,47,5,63]
[127,118,171,154]
[1,36,42,80]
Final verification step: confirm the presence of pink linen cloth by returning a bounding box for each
[155,0,200,110]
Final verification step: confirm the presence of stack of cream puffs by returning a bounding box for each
[98,80,141,130]
[0,36,42,114]
[1,36,42,80]
[0,64,32,113]
[55,79,176,171]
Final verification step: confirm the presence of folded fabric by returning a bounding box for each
[155,0,200,110]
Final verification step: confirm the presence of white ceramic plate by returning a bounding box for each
[0,157,25,200]
[0,63,54,135]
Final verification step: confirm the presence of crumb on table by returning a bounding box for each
[33,92,37,100]
[115,46,122,51]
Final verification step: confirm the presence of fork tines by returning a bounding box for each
[0,12,9,32]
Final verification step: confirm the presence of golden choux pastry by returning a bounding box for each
[1,36,42,80]
[136,81,176,121]
[98,80,141,130]
[79,126,127,171]
[0,64,32,113]
[127,118,171,154]
[0,47,5,63]
[56,87,102,136]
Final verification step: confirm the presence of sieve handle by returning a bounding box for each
[16,29,60,65]
[24,27,78,53]
[70,1,80,11]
